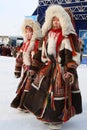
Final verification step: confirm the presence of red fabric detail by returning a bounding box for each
[33,40,39,52]
[56,31,64,55]
[49,28,64,55]
[20,40,30,52]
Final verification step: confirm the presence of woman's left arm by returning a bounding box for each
[63,35,81,84]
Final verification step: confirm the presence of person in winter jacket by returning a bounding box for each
[10,18,42,112]
[23,5,82,129]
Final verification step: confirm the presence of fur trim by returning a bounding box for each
[22,40,36,65]
[22,18,42,41]
[47,31,58,57]
[42,5,76,37]
[23,51,30,65]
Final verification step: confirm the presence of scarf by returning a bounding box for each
[49,28,64,55]
[21,40,30,52]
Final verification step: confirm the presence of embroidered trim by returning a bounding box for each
[72,90,80,93]
[54,96,68,100]
[32,75,45,90]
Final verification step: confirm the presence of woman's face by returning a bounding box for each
[52,16,61,29]
[25,26,33,40]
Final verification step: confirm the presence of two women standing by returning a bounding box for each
[11,5,82,130]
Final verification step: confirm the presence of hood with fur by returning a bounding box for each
[42,5,76,37]
[21,18,42,66]
[22,18,42,41]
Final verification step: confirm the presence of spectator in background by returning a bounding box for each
[0,44,11,56]
[6,44,11,56]
[0,45,2,55]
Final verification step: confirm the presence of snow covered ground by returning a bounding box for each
[0,56,87,130]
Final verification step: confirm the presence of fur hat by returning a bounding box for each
[42,5,76,37]
[22,18,42,41]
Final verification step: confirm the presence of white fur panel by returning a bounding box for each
[47,32,58,57]
[60,38,72,51]
[27,40,35,52]
[73,52,81,65]
[23,51,31,65]
[41,41,49,63]
[64,38,73,51]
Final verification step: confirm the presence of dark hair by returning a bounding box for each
[25,25,33,32]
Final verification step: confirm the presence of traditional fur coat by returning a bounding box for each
[11,18,42,109]
[23,5,82,123]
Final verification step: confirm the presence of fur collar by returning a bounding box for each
[42,5,76,37]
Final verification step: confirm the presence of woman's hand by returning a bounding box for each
[14,71,21,78]
[27,70,35,78]
[63,72,74,85]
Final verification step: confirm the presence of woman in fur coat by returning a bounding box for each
[10,18,42,112]
[23,5,82,129]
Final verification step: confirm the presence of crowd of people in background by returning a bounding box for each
[0,43,23,57]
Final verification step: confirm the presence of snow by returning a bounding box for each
[0,56,87,130]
